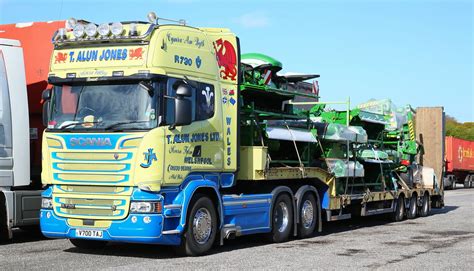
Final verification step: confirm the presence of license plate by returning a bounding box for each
[75,229,103,239]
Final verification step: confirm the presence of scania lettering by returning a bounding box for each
[69,137,113,147]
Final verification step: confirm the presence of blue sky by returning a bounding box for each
[1,0,472,122]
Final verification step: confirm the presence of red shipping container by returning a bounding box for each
[445,136,474,172]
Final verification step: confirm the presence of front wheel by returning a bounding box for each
[69,239,107,249]
[297,192,317,238]
[269,193,293,243]
[176,195,217,256]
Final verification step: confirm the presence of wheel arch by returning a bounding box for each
[175,177,223,234]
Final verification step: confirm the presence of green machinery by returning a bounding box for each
[239,53,426,208]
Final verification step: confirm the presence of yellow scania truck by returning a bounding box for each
[40,14,444,256]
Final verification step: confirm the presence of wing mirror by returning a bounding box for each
[169,82,192,129]
[42,89,52,127]
[42,88,51,100]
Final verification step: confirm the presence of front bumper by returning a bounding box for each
[40,209,181,245]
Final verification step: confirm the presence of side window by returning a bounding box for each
[196,83,214,121]
[165,78,214,124]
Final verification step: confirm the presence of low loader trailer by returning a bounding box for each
[40,13,444,255]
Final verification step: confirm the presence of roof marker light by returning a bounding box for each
[110,22,123,36]
[72,24,85,38]
[112,71,124,77]
[147,12,157,23]
[129,23,138,36]
[97,23,110,37]
[85,23,97,37]
[57,28,66,40]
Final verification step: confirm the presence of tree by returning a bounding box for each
[445,115,474,141]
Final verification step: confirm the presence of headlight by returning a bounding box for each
[130,201,162,213]
[73,24,84,38]
[41,198,53,209]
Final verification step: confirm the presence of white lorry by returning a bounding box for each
[0,38,42,241]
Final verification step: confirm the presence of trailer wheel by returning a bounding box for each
[297,192,317,238]
[419,193,430,217]
[391,195,405,222]
[269,193,293,243]
[69,239,107,249]
[176,194,217,256]
[407,195,417,219]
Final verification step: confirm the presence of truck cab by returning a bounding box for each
[40,17,240,254]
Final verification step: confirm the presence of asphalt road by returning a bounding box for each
[1,189,473,270]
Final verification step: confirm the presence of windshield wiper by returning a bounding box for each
[58,120,102,130]
[104,120,151,130]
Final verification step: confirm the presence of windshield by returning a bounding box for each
[49,82,158,131]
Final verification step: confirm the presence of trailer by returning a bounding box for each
[444,136,474,189]
[0,21,61,241]
[39,13,444,255]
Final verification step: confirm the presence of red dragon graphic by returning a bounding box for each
[129,48,144,60]
[213,38,237,81]
[54,52,67,64]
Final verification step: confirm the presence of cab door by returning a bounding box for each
[163,77,224,185]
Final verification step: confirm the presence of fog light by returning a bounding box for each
[66,17,77,30]
[41,198,53,209]
[46,212,51,219]
[85,23,97,37]
[97,23,110,37]
[131,216,137,223]
[143,216,151,224]
[73,24,84,38]
[111,22,123,36]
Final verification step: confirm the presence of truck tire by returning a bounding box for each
[407,195,417,219]
[269,193,293,243]
[176,194,217,256]
[464,177,472,189]
[69,239,107,249]
[0,198,10,243]
[391,195,405,222]
[451,179,456,190]
[297,192,317,238]
[419,193,430,217]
